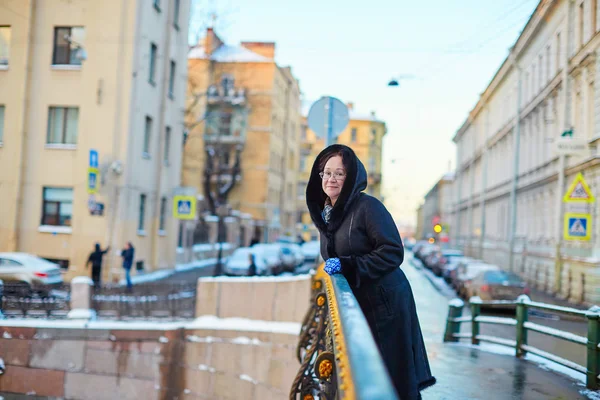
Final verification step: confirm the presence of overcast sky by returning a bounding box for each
[189,0,539,226]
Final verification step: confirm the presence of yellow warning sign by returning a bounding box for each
[563,173,595,203]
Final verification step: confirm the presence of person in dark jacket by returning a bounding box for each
[306,144,436,400]
[86,243,110,287]
[121,242,135,290]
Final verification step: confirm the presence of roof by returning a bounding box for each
[301,100,384,123]
[188,44,271,63]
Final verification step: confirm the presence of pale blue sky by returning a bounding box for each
[189,0,539,226]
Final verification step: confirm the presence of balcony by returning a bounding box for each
[206,84,247,106]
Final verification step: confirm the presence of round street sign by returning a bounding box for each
[307,96,349,141]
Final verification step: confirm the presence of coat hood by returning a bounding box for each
[306,144,367,234]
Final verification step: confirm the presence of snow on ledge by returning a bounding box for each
[187,316,301,335]
[198,273,311,283]
[72,276,94,285]
[0,315,300,335]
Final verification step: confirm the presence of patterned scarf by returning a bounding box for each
[322,198,333,224]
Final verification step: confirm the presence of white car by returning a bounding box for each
[0,253,64,295]
[301,241,321,265]
[223,248,267,276]
[278,243,305,272]
[253,244,283,275]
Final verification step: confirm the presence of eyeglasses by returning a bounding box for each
[319,171,346,180]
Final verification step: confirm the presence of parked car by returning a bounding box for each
[465,270,530,301]
[0,253,64,296]
[301,241,321,265]
[255,244,285,275]
[431,249,464,276]
[224,247,268,276]
[456,262,499,298]
[417,245,438,265]
[278,243,304,272]
[443,256,473,283]
[411,241,429,256]
[402,237,416,251]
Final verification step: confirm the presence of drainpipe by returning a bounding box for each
[508,57,523,272]
[479,108,490,259]
[12,0,37,252]
[555,0,575,294]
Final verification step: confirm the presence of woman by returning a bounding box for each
[306,144,435,400]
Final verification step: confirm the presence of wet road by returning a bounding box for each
[403,253,591,399]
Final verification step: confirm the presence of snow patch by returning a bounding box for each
[188,315,301,335]
[175,258,217,272]
[2,331,11,339]
[184,389,192,394]
[159,336,169,343]
[199,274,310,283]
[119,269,174,286]
[239,374,258,384]
[72,276,94,285]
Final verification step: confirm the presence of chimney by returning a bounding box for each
[204,27,224,56]
[346,102,354,110]
[241,42,275,59]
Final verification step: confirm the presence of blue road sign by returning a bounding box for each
[307,96,349,146]
[89,149,99,168]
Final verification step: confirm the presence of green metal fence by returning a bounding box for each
[443,295,600,390]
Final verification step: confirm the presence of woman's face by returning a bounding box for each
[321,155,346,203]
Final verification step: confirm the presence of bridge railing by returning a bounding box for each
[290,266,398,400]
[443,295,600,390]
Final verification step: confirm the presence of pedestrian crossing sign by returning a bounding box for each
[173,195,196,220]
[563,173,595,203]
[563,213,591,241]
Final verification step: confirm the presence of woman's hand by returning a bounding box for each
[324,258,342,275]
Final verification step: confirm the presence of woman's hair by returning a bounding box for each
[318,149,346,172]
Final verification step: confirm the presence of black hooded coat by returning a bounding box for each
[306,145,436,400]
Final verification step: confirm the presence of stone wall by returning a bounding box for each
[0,319,300,400]
[195,275,312,322]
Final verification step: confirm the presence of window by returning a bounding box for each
[164,126,171,164]
[41,187,73,227]
[138,194,146,231]
[546,45,551,82]
[219,111,232,135]
[301,125,307,140]
[168,60,176,99]
[159,197,167,231]
[0,105,4,143]
[371,129,376,145]
[52,27,85,66]
[173,0,181,28]
[47,107,79,145]
[0,26,11,67]
[593,0,598,35]
[153,0,160,11]
[143,116,152,157]
[351,128,357,143]
[299,154,307,171]
[149,43,157,84]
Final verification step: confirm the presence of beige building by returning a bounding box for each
[297,102,386,241]
[450,0,600,304]
[184,28,302,243]
[0,0,191,281]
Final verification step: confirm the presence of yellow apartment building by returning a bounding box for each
[184,28,302,243]
[0,0,191,281]
[297,102,386,241]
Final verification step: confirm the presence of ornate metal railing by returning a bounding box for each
[290,266,398,400]
[92,282,197,320]
[443,295,600,390]
[2,282,71,319]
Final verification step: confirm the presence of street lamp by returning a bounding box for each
[387,74,416,87]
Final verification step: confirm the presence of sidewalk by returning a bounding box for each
[118,258,217,286]
[403,254,597,400]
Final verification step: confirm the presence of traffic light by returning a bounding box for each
[433,224,442,234]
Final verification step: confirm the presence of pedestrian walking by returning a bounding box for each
[248,252,257,277]
[305,144,436,400]
[86,243,110,287]
[121,242,135,290]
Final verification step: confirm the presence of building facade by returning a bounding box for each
[420,173,454,241]
[0,0,191,281]
[450,0,600,304]
[184,28,302,244]
[297,102,387,241]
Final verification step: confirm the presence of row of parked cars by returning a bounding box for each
[224,240,321,276]
[412,241,530,301]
